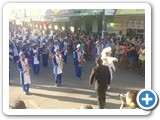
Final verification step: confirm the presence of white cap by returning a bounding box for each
[22,43,26,46]
[96,41,99,44]
[103,47,112,53]
[33,43,36,46]
[54,48,59,52]
[19,52,24,56]
[76,44,81,49]
[54,40,58,43]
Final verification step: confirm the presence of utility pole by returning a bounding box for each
[102,9,106,38]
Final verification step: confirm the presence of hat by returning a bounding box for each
[54,48,59,52]
[19,52,24,56]
[54,40,58,43]
[33,43,36,46]
[76,44,81,49]
[42,43,46,45]
[22,43,26,46]
[96,41,99,44]
[103,47,112,53]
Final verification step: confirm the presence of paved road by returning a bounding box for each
[9,55,145,109]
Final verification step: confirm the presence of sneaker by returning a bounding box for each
[55,84,58,87]
[108,85,111,90]
[76,77,80,80]
[27,92,31,95]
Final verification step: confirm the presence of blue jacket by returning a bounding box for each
[73,50,83,65]
[52,54,60,74]
[94,46,99,59]
[30,48,41,65]
[17,59,24,85]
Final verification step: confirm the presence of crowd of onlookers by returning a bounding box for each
[9,25,145,77]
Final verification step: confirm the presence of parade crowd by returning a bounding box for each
[9,25,145,109]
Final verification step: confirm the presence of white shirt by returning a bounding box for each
[102,56,115,71]
[96,46,101,55]
[20,58,31,84]
[55,54,62,74]
[13,47,19,56]
[64,42,68,55]
[101,56,117,80]
[54,45,59,50]
[77,51,83,62]
[26,39,30,44]
[33,49,39,65]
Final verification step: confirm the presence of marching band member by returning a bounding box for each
[9,40,14,60]
[93,41,101,61]
[101,47,118,89]
[52,48,63,87]
[30,44,40,76]
[21,43,30,60]
[17,52,31,95]
[41,43,49,67]
[13,44,19,63]
[73,44,84,80]
[63,39,68,64]
[51,40,59,55]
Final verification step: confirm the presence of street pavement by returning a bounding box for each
[9,54,145,109]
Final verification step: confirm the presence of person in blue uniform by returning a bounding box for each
[93,41,101,61]
[51,40,59,55]
[17,52,31,95]
[52,48,63,87]
[13,44,19,63]
[30,44,40,76]
[41,43,49,67]
[21,43,30,60]
[63,39,68,64]
[73,44,84,80]
[9,40,14,60]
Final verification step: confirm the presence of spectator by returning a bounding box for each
[120,90,139,109]
[127,43,136,71]
[137,43,145,76]
[80,104,93,109]
[10,100,26,109]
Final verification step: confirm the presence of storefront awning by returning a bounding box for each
[115,9,145,15]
